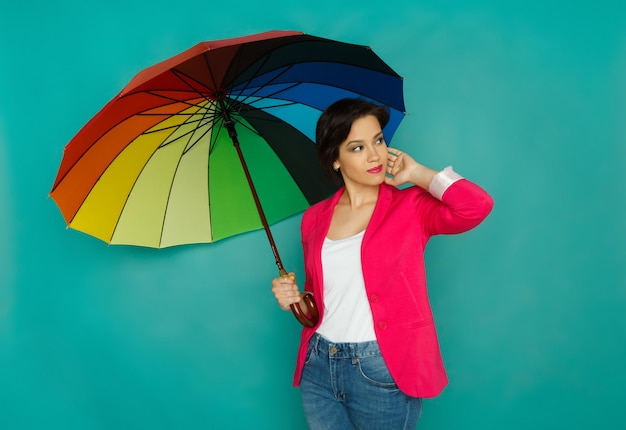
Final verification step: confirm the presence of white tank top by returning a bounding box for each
[316,230,376,342]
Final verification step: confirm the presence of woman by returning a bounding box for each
[271,98,493,429]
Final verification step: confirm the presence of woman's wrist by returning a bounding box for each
[410,165,438,190]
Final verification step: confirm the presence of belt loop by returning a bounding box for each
[312,333,321,354]
[348,343,356,365]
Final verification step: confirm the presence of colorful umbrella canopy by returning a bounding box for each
[50,30,406,325]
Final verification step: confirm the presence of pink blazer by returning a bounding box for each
[293,179,494,398]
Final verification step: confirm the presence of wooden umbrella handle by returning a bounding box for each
[278,269,319,327]
[290,292,319,328]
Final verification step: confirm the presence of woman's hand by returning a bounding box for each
[385,147,437,190]
[271,272,304,311]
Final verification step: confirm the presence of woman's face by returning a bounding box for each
[334,115,388,188]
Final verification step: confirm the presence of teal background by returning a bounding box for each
[1,1,624,429]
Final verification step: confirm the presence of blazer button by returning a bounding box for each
[377,321,388,330]
[370,294,379,302]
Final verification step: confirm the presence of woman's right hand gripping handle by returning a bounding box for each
[271,272,319,327]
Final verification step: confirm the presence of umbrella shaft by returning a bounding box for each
[220,102,286,275]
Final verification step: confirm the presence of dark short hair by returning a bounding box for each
[315,98,390,183]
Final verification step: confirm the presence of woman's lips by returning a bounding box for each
[367,165,383,174]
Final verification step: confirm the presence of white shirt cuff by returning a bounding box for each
[428,166,463,200]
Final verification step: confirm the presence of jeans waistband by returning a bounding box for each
[310,333,381,359]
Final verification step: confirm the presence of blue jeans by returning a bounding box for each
[300,333,422,430]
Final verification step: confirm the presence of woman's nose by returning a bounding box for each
[368,145,381,162]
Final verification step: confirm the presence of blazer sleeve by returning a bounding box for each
[421,178,494,236]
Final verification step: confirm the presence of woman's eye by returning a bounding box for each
[376,137,385,145]
[351,145,363,152]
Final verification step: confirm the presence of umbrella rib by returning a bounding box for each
[219,43,303,110]
[228,64,297,108]
[201,51,221,96]
[169,68,216,103]
[139,109,212,123]
[247,82,302,103]
[152,66,257,129]
[224,114,260,137]
[183,111,220,156]
[220,45,274,98]
[134,88,227,148]
[241,98,299,111]
[229,85,305,113]
[143,89,216,111]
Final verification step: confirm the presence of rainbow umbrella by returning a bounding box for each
[50,30,405,326]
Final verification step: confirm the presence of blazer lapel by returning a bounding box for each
[310,187,344,300]
[363,184,393,248]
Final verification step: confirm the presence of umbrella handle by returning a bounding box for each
[290,293,319,328]
[279,269,319,327]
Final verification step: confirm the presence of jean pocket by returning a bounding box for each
[356,354,398,389]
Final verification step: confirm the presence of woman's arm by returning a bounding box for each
[385,147,493,235]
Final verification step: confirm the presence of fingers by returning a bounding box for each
[271,273,301,310]
[386,148,420,183]
[386,148,403,177]
[387,147,401,158]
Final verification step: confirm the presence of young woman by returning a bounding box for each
[271,98,493,429]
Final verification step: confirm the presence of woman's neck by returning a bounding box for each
[339,183,380,209]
